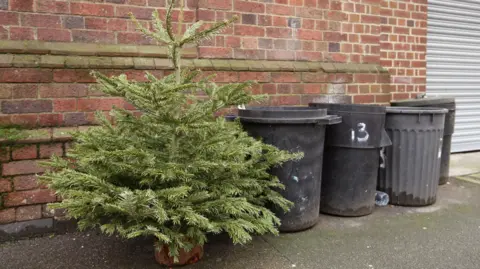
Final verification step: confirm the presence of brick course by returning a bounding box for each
[11,145,37,160]
[0,208,15,224]
[0,178,11,193]
[13,175,40,191]
[3,189,56,207]
[15,205,42,221]
[0,60,388,127]
[2,160,45,176]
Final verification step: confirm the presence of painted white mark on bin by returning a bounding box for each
[379,147,386,168]
[357,123,369,142]
[351,123,370,142]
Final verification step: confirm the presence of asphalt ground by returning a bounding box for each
[1,177,479,269]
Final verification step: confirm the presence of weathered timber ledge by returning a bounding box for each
[0,54,387,74]
[0,40,388,73]
[0,126,102,145]
[0,40,197,58]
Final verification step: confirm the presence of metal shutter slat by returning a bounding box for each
[428,0,480,152]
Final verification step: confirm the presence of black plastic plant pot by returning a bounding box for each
[224,114,237,122]
[390,97,455,185]
[378,107,448,206]
[309,103,391,217]
[238,107,341,232]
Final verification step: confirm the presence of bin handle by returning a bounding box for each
[379,129,392,147]
[316,115,342,125]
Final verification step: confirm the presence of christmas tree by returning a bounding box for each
[41,0,300,261]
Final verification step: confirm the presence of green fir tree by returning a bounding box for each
[41,0,300,261]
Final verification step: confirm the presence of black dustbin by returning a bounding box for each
[390,97,455,185]
[309,103,391,217]
[239,107,341,232]
[378,107,448,206]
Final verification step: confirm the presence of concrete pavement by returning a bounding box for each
[1,151,480,269]
[449,151,480,177]
[1,177,479,269]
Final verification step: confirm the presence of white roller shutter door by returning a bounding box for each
[428,0,480,152]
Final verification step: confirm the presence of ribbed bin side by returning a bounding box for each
[379,128,443,206]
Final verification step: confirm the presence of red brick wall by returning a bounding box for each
[380,0,427,100]
[0,0,389,65]
[1,140,64,226]
[0,67,389,127]
[341,0,382,64]
[0,0,424,127]
[0,0,426,67]
[0,0,382,63]
[0,0,197,44]
[197,0,383,63]
[0,0,427,231]
[0,69,163,127]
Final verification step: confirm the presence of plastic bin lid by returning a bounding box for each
[386,106,448,114]
[238,106,341,124]
[309,103,386,114]
[311,103,387,148]
[390,97,455,107]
